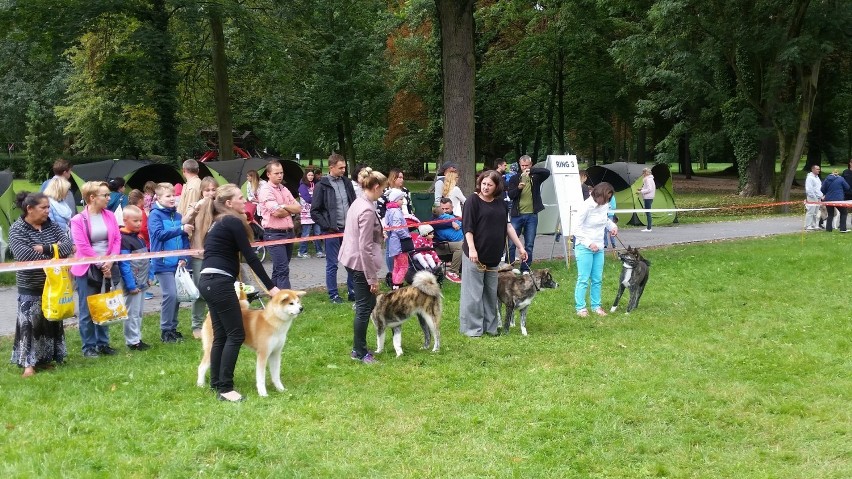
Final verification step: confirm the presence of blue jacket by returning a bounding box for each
[821,174,850,202]
[433,213,463,242]
[118,230,150,291]
[148,203,189,274]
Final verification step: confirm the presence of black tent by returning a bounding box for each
[201,157,303,197]
[71,159,184,192]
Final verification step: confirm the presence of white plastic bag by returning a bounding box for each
[175,265,200,302]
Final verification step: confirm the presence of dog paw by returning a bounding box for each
[521,327,528,336]
[274,384,286,392]
[610,306,617,313]
[258,390,268,397]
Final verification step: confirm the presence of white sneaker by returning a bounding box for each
[641,229,652,232]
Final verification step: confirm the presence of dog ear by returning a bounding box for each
[295,291,307,297]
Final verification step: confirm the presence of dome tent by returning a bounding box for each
[585,162,677,226]
[71,159,184,193]
[0,170,21,258]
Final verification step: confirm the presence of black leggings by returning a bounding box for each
[200,273,244,393]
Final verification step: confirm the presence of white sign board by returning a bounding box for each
[546,155,583,238]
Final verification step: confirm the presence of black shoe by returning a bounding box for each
[96,345,117,356]
[330,296,344,304]
[217,392,246,402]
[161,331,178,343]
[172,331,184,341]
[82,348,99,358]
[347,295,356,302]
[128,341,151,351]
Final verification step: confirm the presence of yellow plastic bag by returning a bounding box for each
[42,244,75,321]
[87,279,128,325]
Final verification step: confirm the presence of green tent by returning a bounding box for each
[0,170,21,259]
[586,162,677,226]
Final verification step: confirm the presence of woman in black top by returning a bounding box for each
[199,184,280,402]
[8,192,75,377]
[459,170,527,337]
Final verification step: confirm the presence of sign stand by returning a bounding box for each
[546,155,583,271]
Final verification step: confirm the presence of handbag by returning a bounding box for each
[42,244,75,321]
[87,278,128,325]
[399,236,415,253]
[175,264,200,303]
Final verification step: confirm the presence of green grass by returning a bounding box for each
[1,233,850,477]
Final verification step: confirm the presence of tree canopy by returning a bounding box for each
[0,0,849,199]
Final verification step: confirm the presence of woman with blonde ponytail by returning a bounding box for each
[197,184,280,402]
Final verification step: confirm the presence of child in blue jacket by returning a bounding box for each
[118,205,151,350]
[148,183,193,342]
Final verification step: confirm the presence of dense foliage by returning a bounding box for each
[0,0,849,199]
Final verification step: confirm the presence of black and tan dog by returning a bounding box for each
[371,271,442,357]
[610,246,650,313]
[497,268,558,336]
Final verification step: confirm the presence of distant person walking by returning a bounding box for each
[805,164,823,231]
[637,167,656,232]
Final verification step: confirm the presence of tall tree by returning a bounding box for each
[436,0,475,192]
[208,3,233,161]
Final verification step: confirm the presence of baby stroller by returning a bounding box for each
[385,223,446,288]
[245,209,267,263]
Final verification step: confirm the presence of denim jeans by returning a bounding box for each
[644,198,653,230]
[574,244,605,311]
[324,235,354,300]
[347,267,375,357]
[510,213,538,271]
[265,229,294,289]
[75,275,110,352]
[298,223,324,256]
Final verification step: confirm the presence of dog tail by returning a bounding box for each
[412,270,442,298]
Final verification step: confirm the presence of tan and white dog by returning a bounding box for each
[196,288,306,397]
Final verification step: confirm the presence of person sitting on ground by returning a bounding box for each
[8,192,75,377]
[118,205,152,351]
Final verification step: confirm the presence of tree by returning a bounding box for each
[435,0,476,192]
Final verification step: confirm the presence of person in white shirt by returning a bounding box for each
[573,182,618,318]
[804,164,823,230]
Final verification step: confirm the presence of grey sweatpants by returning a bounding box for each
[458,253,499,337]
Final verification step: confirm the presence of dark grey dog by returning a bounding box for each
[610,246,650,313]
[497,268,558,336]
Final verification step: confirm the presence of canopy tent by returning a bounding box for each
[71,159,184,192]
[586,162,677,226]
[200,157,303,197]
[0,170,21,258]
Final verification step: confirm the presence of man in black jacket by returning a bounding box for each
[310,153,356,303]
[506,155,551,272]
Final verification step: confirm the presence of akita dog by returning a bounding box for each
[610,246,650,313]
[197,288,306,397]
[371,271,443,357]
[497,268,559,336]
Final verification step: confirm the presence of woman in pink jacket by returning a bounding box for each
[69,181,122,358]
[339,167,387,364]
[636,168,656,232]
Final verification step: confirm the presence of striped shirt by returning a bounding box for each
[8,217,75,294]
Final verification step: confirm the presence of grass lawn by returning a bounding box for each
[1,233,849,477]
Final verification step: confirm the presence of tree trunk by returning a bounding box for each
[636,126,645,164]
[679,133,694,178]
[150,0,179,161]
[436,0,476,193]
[210,6,233,162]
[773,59,821,207]
[741,113,776,196]
[342,112,356,165]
